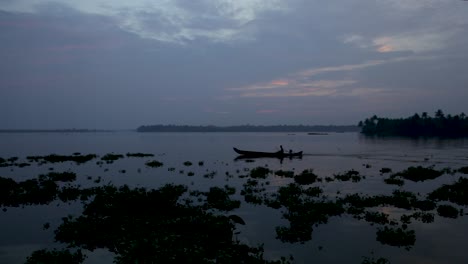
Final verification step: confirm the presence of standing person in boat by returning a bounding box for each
[280,145,284,155]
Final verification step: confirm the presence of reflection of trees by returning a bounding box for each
[359,110,468,137]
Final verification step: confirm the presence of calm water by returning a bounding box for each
[1,132,468,263]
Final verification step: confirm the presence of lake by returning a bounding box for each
[1,132,468,263]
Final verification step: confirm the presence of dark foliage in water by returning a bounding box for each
[53,184,285,264]
[27,154,97,164]
[101,153,124,163]
[203,171,217,179]
[40,171,77,182]
[7,157,18,163]
[414,212,435,223]
[250,167,271,179]
[364,211,391,225]
[384,177,404,186]
[25,249,85,264]
[0,176,59,207]
[342,190,419,210]
[359,110,468,137]
[275,170,294,178]
[126,153,154,157]
[437,204,459,218]
[241,179,267,205]
[294,169,318,185]
[334,169,362,182]
[392,166,443,182]
[4,152,468,262]
[270,183,342,243]
[145,160,164,168]
[0,159,31,168]
[428,177,468,206]
[205,186,240,211]
[459,166,468,174]
[376,226,416,249]
[380,168,392,174]
[361,255,390,264]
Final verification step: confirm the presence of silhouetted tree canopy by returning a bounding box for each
[359,110,468,137]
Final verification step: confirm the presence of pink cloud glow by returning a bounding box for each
[270,80,288,86]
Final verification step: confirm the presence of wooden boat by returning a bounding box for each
[233,147,303,158]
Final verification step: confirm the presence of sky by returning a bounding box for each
[1,0,468,129]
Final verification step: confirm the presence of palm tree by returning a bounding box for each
[435,109,445,119]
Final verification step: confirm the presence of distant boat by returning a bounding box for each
[233,147,303,158]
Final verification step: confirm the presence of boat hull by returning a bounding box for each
[233,147,303,158]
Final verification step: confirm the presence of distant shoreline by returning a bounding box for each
[0,129,113,133]
[137,125,360,133]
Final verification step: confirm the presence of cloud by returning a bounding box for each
[226,55,432,99]
[0,0,287,43]
[232,79,358,98]
[380,0,445,10]
[344,30,457,53]
[296,60,389,77]
[372,31,456,53]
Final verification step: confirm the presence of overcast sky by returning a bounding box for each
[1,0,467,129]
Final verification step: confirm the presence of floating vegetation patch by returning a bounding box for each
[241,179,267,205]
[293,169,318,185]
[428,177,468,206]
[50,184,286,264]
[203,171,217,179]
[380,168,392,174]
[437,204,459,218]
[269,183,342,243]
[4,152,468,262]
[40,171,77,182]
[27,154,97,164]
[384,177,404,186]
[101,153,124,163]
[376,226,416,249]
[25,249,85,264]
[392,166,443,182]
[8,157,18,163]
[459,166,468,174]
[250,167,271,179]
[145,160,164,168]
[361,255,390,264]
[364,211,391,226]
[0,173,86,208]
[401,212,434,224]
[205,186,240,211]
[126,152,154,157]
[334,170,362,182]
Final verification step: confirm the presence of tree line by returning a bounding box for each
[359,110,468,137]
